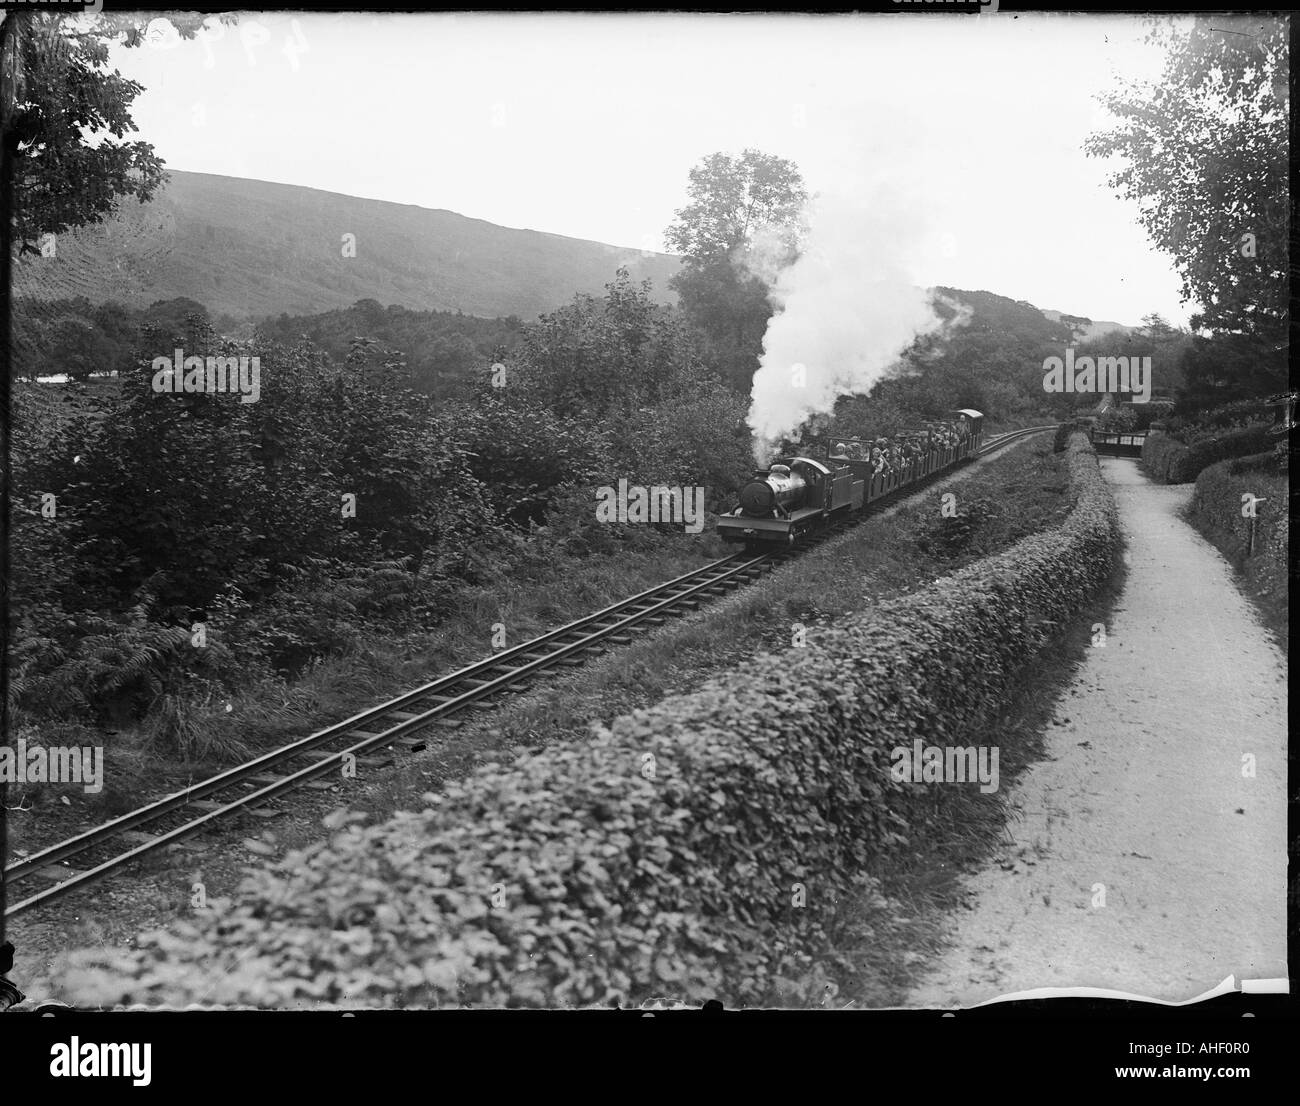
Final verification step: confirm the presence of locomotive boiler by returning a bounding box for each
[737,464,808,515]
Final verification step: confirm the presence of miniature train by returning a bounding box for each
[717,409,985,545]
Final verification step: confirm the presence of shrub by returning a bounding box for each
[53,435,1119,1009]
[1188,455,1288,644]
[1096,405,1139,433]
[1141,424,1273,483]
[1161,396,1280,437]
[917,493,1002,558]
[451,391,610,528]
[1052,420,1082,452]
[1139,431,1185,482]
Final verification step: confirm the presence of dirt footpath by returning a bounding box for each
[907,457,1288,1006]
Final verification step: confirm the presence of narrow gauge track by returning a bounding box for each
[4,424,1055,918]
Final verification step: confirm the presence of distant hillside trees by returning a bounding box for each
[255,300,524,399]
[665,150,807,392]
[8,296,217,380]
[873,288,1076,422]
[1085,16,1288,408]
[1071,312,1193,403]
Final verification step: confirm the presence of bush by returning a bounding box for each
[1139,431,1184,482]
[917,493,1002,558]
[1141,424,1274,483]
[1130,400,1175,432]
[54,434,1119,1009]
[451,391,610,528]
[1052,420,1081,452]
[1096,405,1139,434]
[1188,454,1288,645]
[1160,396,1280,437]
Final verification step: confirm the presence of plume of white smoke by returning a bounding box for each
[746,187,952,466]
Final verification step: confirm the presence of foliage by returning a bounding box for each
[51,437,1119,1008]
[917,494,1002,559]
[8,295,214,380]
[1159,395,1285,437]
[665,149,807,263]
[667,259,772,393]
[513,268,705,418]
[1096,405,1138,433]
[1140,423,1274,484]
[1176,331,1288,411]
[1188,455,1288,648]
[892,287,1074,421]
[811,288,1072,440]
[1053,420,1083,452]
[503,269,753,511]
[7,326,496,728]
[1072,313,1193,402]
[3,12,232,254]
[254,300,525,400]
[665,150,807,392]
[611,381,752,509]
[1085,17,1288,349]
[9,264,740,739]
[449,389,610,527]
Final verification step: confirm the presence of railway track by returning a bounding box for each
[3,423,1054,918]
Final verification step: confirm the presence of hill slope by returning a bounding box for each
[1040,308,1136,342]
[12,171,683,320]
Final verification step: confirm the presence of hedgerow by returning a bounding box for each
[1187,452,1288,645]
[1053,420,1083,452]
[1140,423,1273,483]
[53,435,1119,1009]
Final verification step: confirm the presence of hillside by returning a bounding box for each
[1040,308,1136,342]
[11,170,683,321]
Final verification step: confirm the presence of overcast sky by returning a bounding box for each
[111,11,1197,326]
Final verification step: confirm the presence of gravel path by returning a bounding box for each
[907,457,1288,1006]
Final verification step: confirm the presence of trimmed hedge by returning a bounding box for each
[1052,420,1081,453]
[1188,453,1288,640]
[1140,424,1274,484]
[53,435,1120,1009]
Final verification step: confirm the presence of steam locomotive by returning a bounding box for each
[717,409,984,546]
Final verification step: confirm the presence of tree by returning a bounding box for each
[2,12,233,255]
[665,149,807,263]
[514,268,704,420]
[668,261,772,394]
[1085,17,1288,356]
[48,316,115,381]
[665,150,807,392]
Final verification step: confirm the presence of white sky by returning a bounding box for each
[111,10,1199,326]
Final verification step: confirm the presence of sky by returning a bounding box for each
[108,11,1197,327]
